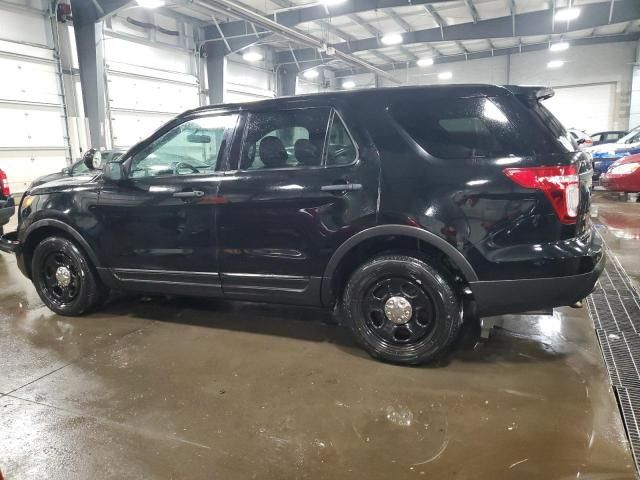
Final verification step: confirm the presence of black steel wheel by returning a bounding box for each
[342,254,462,365]
[31,236,107,316]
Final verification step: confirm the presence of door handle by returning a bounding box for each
[321,183,362,192]
[172,190,205,199]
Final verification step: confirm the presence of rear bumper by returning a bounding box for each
[0,204,14,226]
[0,230,20,254]
[470,232,606,317]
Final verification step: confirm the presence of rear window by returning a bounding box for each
[389,97,529,159]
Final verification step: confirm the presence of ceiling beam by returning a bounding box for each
[193,0,402,82]
[464,0,481,24]
[330,32,640,78]
[73,0,132,26]
[385,9,413,33]
[202,0,452,48]
[275,0,640,65]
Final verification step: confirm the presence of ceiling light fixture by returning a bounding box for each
[416,57,434,67]
[438,71,452,80]
[547,59,565,69]
[242,51,263,62]
[137,0,165,7]
[342,80,356,89]
[549,41,570,52]
[380,33,403,46]
[303,69,320,79]
[554,8,580,21]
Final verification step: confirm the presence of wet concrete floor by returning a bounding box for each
[0,195,637,479]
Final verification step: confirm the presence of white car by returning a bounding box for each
[587,125,640,155]
[568,129,593,150]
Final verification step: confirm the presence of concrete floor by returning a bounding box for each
[0,195,637,479]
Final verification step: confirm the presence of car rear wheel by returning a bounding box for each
[342,254,462,365]
[31,236,107,316]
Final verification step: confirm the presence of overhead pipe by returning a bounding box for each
[190,0,402,84]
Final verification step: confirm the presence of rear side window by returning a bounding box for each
[389,97,528,159]
[240,108,330,170]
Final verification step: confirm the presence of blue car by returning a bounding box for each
[589,127,640,180]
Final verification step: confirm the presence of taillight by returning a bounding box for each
[503,166,580,224]
[0,169,9,197]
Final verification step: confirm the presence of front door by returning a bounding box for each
[95,111,238,296]
[217,106,379,305]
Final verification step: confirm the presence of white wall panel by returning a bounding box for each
[226,61,274,102]
[0,150,67,193]
[0,2,69,192]
[0,8,50,47]
[108,73,198,113]
[0,104,66,148]
[0,57,60,104]
[104,36,191,74]
[544,83,615,133]
[110,112,172,148]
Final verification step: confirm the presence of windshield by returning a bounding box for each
[618,127,640,145]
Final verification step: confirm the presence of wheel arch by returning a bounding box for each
[320,225,478,306]
[22,219,102,278]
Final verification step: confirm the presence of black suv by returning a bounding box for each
[0,85,604,365]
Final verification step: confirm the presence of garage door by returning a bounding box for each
[104,31,200,149]
[0,3,70,193]
[544,83,615,134]
[225,61,274,103]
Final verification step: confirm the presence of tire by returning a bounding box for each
[342,254,462,365]
[31,236,107,316]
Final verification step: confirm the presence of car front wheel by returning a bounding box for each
[342,254,462,365]
[31,236,107,316]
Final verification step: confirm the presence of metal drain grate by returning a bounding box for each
[587,245,640,473]
[616,388,640,471]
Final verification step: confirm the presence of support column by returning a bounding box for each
[629,39,640,129]
[72,20,109,149]
[277,65,298,97]
[205,43,226,105]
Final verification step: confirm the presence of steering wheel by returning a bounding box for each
[173,162,200,174]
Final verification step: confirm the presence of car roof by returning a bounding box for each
[180,84,515,117]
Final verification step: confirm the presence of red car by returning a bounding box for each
[600,153,640,192]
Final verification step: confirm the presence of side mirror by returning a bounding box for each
[103,161,125,182]
[61,167,70,175]
[83,148,102,170]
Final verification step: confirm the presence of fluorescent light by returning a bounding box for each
[416,57,434,67]
[547,60,565,69]
[303,69,320,79]
[242,51,263,62]
[549,41,570,52]
[320,0,347,5]
[381,33,403,46]
[137,0,165,7]
[438,71,452,80]
[342,80,356,89]
[554,8,580,21]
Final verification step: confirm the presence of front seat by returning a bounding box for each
[259,136,288,168]
[294,139,320,166]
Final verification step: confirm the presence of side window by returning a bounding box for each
[239,108,330,170]
[390,97,530,159]
[326,113,357,166]
[129,114,237,178]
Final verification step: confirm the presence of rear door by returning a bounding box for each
[216,105,379,305]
